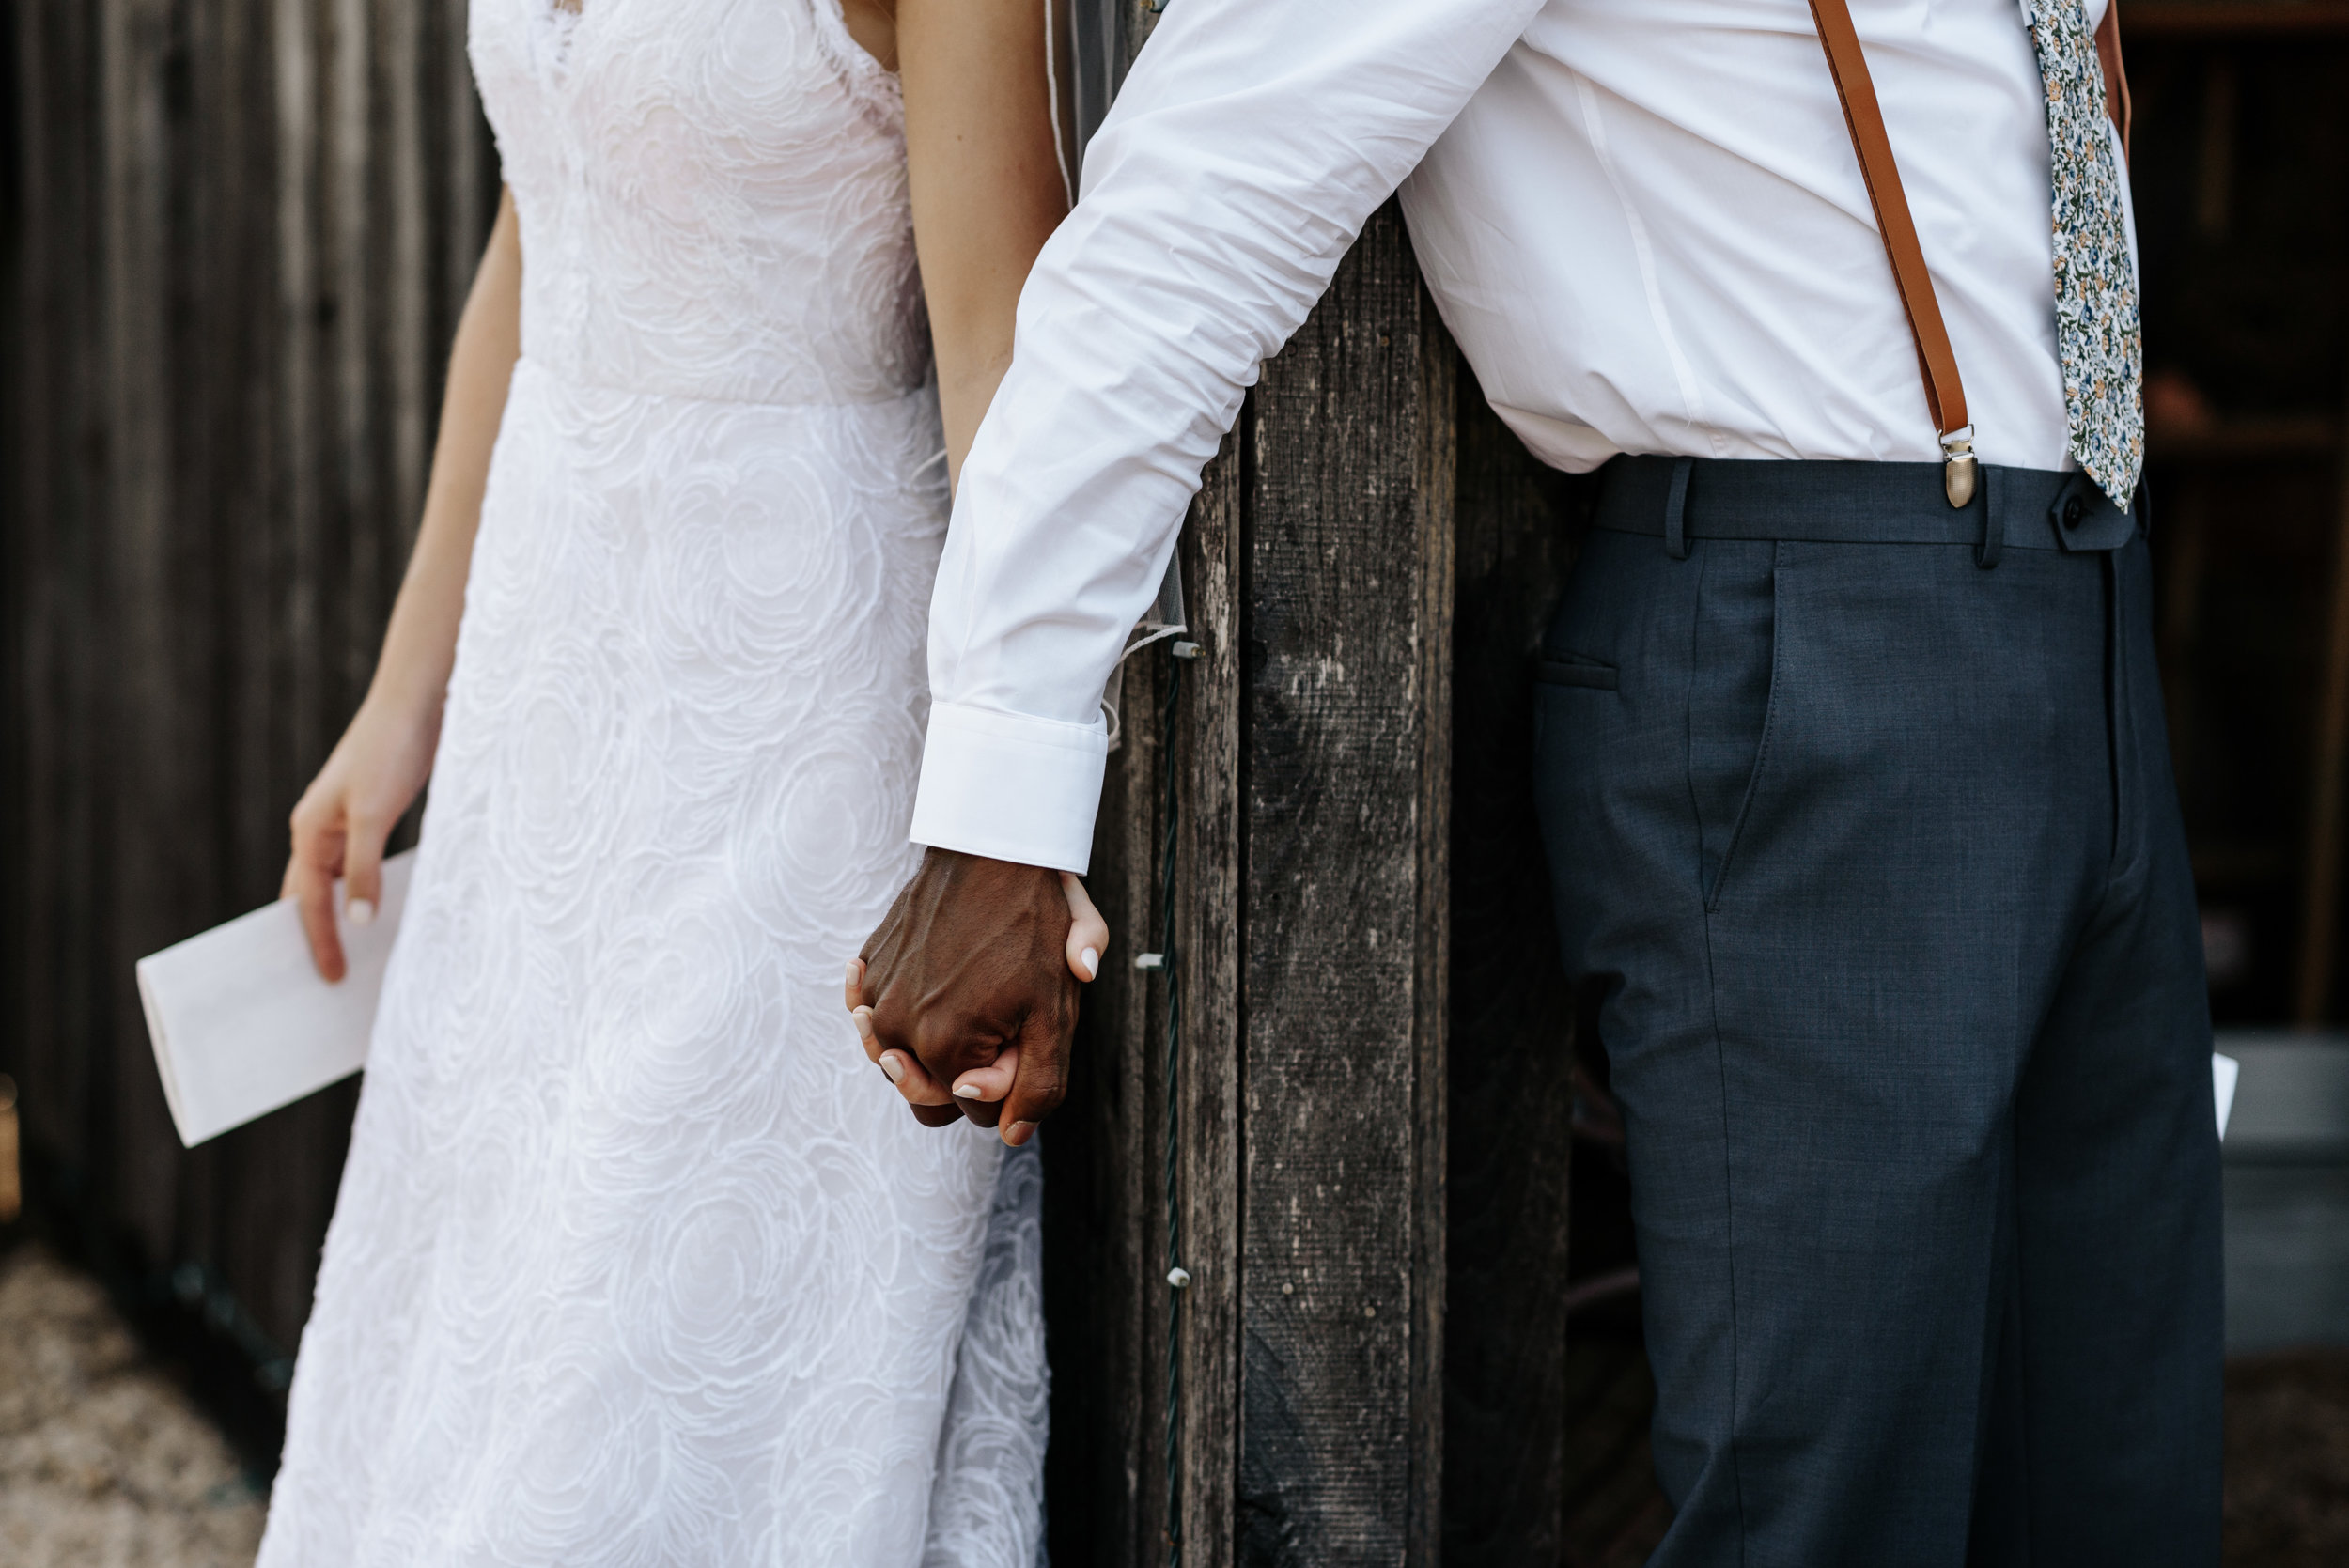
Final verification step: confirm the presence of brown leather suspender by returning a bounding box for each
[2094,0,2131,158]
[1802,0,2136,508]
[1804,0,1979,505]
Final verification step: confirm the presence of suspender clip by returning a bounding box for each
[1941,426,1979,509]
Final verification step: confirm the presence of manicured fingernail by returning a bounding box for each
[1079,946,1099,979]
[879,1054,905,1084]
[1005,1121,1036,1146]
[347,898,375,927]
[953,1082,983,1099]
[850,1006,874,1041]
[845,958,859,986]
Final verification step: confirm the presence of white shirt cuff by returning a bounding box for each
[910,702,1109,875]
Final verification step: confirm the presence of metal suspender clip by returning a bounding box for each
[1940,425,1979,509]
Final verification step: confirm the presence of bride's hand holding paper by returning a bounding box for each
[139,850,415,1147]
[282,691,439,982]
[142,591,449,1150]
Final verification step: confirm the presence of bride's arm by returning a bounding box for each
[895,0,1071,489]
[849,4,1093,1126]
[283,188,522,980]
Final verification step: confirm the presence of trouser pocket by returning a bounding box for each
[1536,656,1619,691]
[1531,529,1779,960]
[1686,541,1780,909]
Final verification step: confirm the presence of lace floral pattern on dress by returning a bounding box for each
[255,1,1047,1563]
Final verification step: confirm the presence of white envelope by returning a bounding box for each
[136,851,415,1147]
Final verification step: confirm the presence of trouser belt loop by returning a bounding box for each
[1664,456,1694,561]
[1975,466,2004,570]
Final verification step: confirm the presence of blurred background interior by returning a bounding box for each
[3,2,2348,1565]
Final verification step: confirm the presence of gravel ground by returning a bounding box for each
[3,1235,2347,1565]
[0,1244,263,1568]
[2227,1349,2349,1566]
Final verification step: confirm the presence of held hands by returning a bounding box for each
[282,696,441,982]
[847,848,1108,1145]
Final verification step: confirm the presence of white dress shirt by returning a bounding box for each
[910,0,2128,874]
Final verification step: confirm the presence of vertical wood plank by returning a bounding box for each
[218,0,288,947]
[329,0,373,704]
[1174,429,1246,1568]
[1440,372,1583,1564]
[274,0,323,815]
[1408,307,1455,1568]
[209,0,292,1341]
[99,0,191,1265]
[7,0,111,1190]
[380,0,429,557]
[1236,199,1449,1568]
[1048,582,1158,1564]
[1046,380,1248,1568]
[437,0,490,365]
[170,0,242,1287]
[206,0,296,1350]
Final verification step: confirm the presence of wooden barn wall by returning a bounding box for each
[1044,12,1584,1564]
[1047,226,1586,1568]
[3,0,492,1366]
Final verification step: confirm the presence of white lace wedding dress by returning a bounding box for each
[256,1,1047,1562]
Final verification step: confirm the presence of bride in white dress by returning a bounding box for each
[257,1,1083,1560]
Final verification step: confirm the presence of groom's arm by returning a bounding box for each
[914,0,1545,870]
[859,0,1546,1140]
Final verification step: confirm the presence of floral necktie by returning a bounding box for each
[2026,0,2144,507]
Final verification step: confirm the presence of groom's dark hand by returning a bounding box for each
[848,848,1106,1145]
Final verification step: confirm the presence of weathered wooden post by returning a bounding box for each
[1043,7,1583,1562]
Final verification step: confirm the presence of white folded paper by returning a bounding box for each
[136,851,414,1147]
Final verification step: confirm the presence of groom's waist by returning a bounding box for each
[1594,456,2139,555]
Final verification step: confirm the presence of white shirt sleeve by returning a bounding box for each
[910,0,1544,874]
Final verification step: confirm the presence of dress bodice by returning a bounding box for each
[470,0,929,407]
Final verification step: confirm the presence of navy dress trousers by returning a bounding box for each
[1533,456,2223,1566]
